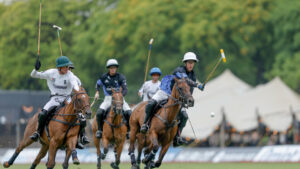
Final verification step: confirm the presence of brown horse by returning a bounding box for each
[129,77,194,169]
[3,87,92,169]
[92,88,127,169]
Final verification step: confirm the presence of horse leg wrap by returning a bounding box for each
[71,150,78,160]
[8,152,19,165]
[97,155,101,169]
[30,164,37,169]
[101,148,108,160]
[114,150,118,159]
[129,152,137,165]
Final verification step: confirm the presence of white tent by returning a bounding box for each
[182,70,252,139]
[226,77,300,132]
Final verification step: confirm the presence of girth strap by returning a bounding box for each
[51,118,81,126]
[154,114,179,129]
[104,119,124,128]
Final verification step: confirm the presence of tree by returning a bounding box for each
[266,0,300,92]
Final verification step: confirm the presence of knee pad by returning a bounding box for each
[124,110,132,116]
[147,99,158,109]
[181,110,188,120]
[39,109,48,117]
[96,109,105,119]
[80,119,87,128]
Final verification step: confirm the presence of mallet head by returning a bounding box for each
[220,49,226,63]
[53,25,62,31]
[149,38,154,45]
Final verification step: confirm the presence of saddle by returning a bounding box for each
[147,99,168,125]
[43,101,80,150]
[153,99,168,114]
[45,102,66,125]
[103,107,126,128]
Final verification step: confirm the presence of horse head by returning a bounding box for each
[111,87,124,116]
[73,87,92,119]
[174,76,194,108]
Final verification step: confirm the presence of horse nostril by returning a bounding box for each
[188,98,194,107]
[86,110,92,119]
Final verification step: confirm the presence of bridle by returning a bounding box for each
[73,92,90,114]
[104,90,125,129]
[110,91,124,117]
[162,78,191,109]
[54,92,90,118]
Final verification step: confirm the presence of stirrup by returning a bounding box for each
[96,130,102,139]
[81,135,90,145]
[30,132,40,142]
[76,142,84,149]
[126,132,130,139]
[140,124,148,134]
[173,137,187,147]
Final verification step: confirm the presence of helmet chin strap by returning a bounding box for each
[58,67,68,75]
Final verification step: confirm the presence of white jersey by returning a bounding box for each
[31,69,80,96]
[139,80,161,101]
[73,74,82,86]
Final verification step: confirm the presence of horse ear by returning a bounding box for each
[119,87,122,92]
[112,88,115,93]
[174,77,179,83]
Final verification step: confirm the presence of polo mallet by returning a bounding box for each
[203,49,226,85]
[35,0,43,67]
[188,116,197,139]
[53,25,63,56]
[90,97,96,108]
[144,38,154,83]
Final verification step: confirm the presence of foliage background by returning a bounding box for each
[0,0,299,103]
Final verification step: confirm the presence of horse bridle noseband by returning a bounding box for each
[162,79,190,109]
[54,92,90,117]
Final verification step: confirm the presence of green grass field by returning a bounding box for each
[1,163,299,169]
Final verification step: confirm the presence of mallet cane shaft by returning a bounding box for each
[144,38,154,83]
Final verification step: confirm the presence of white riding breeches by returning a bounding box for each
[43,96,67,111]
[99,96,131,111]
[152,89,169,102]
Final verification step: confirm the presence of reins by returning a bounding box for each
[154,79,189,130]
[51,92,89,125]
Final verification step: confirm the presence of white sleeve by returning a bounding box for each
[139,83,145,93]
[30,69,52,80]
[74,75,82,86]
[70,77,80,91]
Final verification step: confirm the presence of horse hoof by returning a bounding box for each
[101,153,106,160]
[155,162,161,168]
[62,164,69,169]
[110,162,119,169]
[73,158,80,165]
[3,162,10,168]
[142,158,147,164]
[149,161,155,169]
[131,164,140,169]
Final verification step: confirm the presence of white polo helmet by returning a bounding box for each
[182,52,198,62]
[106,59,119,68]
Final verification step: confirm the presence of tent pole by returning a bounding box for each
[290,106,297,144]
[255,108,262,145]
[16,119,20,147]
[220,107,226,148]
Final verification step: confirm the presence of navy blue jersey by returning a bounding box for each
[172,66,197,94]
[160,73,188,95]
[96,73,128,96]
